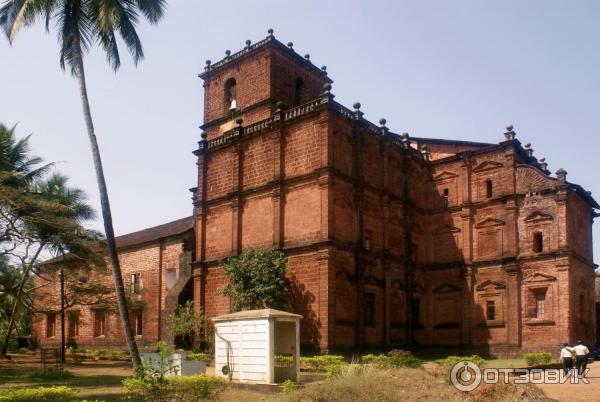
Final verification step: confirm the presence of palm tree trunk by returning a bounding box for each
[73,52,142,368]
[1,244,44,357]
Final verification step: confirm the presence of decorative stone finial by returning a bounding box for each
[538,157,548,172]
[523,142,533,158]
[200,132,207,141]
[352,103,363,119]
[400,132,410,148]
[245,40,251,48]
[304,54,310,61]
[204,60,211,70]
[353,102,361,111]
[321,65,327,74]
[504,124,516,141]
[323,83,332,92]
[400,132,409,139]
[556,168,567,184]
[225,49,231,57]
[235,118,243,127]
[267,28,274,37]
[287,42,293,49]
[379,118,387,127]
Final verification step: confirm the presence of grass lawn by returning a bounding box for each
[0,354,131,401]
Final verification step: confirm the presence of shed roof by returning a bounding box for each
[213,308,302,321]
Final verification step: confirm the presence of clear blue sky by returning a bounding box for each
[1,1,599,258]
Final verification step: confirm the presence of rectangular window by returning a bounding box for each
[486,180,493,198]
[536,293,545,319]
[533,232,543,253]
[130,311,143,336]
[411,298,421,328]
[131,273,141,294]
[94,311,106,337]
[486,300,496,321]
[68,313,79,337]
[364,293,375,324]
[46,314,56,338]
[364,230,373,251]
[443,188,449,207]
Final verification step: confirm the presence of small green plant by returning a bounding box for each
[300,355,345,371]
[122,374,226,402]
[325,363,344,380]
[524,352,553,366]
[435,354,487,369]
[0,386,78,402]
[17,347,30,354]
[186,352,209,361]
[281,379,296,394]
[361,349,423,369]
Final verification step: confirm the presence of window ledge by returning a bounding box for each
[524,319,555,326]
[478,321,505,328]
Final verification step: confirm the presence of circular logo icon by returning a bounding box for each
[450,361,482,392]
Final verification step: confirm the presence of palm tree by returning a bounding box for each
[0,1,167,367]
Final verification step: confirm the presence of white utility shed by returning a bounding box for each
[213,308,302,384]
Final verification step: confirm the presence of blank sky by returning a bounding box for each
[1,0,599,259]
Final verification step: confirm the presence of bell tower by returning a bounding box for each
[198,29,332,139]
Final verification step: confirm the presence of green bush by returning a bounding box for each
[361,349,423,369]
[524,352,553,366]
[435,355,487,369]
[0,386,78,402]
[122,374,227,402]
[17,347,30,354]
[300,355,345,371]
[185,352,209,361]
[325,363,345,380]
[24,369,74,381]
[281,379,296,394]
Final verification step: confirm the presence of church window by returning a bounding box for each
[411,298,422,328]
[443,188,449,207]
[293,77,304,106]
[131,311,143,336]
[486,179,493,198]
[486,300,496,320]
[46,313,56,338]
[364,230,373,251]
[364,293,375,324]
[68,312,79,337]
[131,273,141,294]
[533,232,543,253]
[94,311,106,337]
[224,78,237,111]
[535,292,545,318]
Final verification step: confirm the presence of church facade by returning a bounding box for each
[33,31,598,354]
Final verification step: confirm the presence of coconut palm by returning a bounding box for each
[0,0,167,367]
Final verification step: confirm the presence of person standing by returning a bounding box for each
[560,343,574,375]
[573,340,590,376]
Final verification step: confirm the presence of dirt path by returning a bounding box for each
[536,361,600,402]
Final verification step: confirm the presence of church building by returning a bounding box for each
[33,30,598,354]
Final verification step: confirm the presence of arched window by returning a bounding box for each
[533,232,543,253]
[224,78,237,111]
[485,179,493,198]
[293,77,304,106]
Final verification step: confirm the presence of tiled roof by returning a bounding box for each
[115,216,193,249]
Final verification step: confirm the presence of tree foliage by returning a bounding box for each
[168,300,206,351]
[218,249,289,312]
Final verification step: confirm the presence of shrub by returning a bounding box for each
[122,375,227,402]
[17,347,30,354]
[0,386,78,402]
[24,369,74,381]
[186,352,209,361]
[281,379,296,394]
[524,352,553,366]
[435,354,487,369]
[361,349,423,369]
[300,355,345,371]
